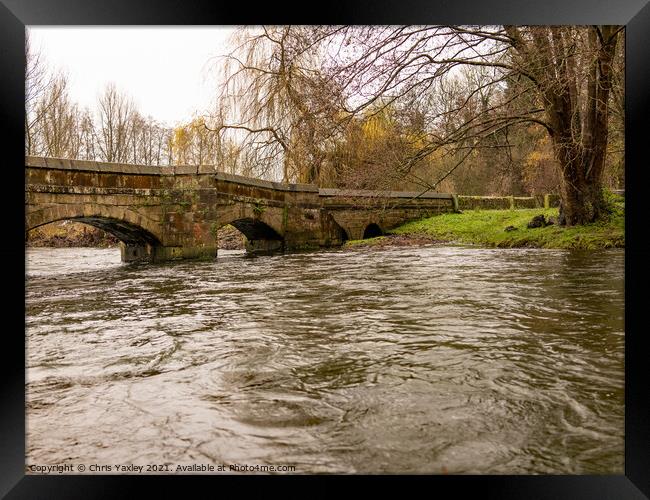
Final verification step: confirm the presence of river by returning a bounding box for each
[25,245,624,474]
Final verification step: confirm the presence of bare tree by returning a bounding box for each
[76,107,97,161]
[36,74,81,158]
[25,32,63,155]
[96,83,135,163]
[126,112,165,165]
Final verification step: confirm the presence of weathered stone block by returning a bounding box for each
[174,165,198,175]
[26,156,48,168]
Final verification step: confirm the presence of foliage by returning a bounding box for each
[601,189,625,219]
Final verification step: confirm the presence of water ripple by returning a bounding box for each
[26,246,624,473]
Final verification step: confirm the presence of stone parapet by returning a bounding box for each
[319,188,453,200]
[26,156,320,194]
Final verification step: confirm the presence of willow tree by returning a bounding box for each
[25,32,64,156]
[212,26,345,183]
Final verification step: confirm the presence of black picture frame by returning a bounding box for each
[1,1,648,498]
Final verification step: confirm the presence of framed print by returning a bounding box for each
[1,0,648,497]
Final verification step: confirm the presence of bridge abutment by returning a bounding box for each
[120,242,153,262]
[152,245,217,262]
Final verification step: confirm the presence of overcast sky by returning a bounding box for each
[27,26,238,126]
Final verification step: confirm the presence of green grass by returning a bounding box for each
[386,204,624,250]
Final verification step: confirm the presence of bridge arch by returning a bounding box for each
[218,215,285,254]
[221,218,283,242]
[363,223,384,239]
[26,204,163,246]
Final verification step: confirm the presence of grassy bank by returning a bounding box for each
[348,204,624,250]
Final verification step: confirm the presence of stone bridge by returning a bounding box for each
[25,156,456,262]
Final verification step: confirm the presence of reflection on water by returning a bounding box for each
[26,245,624,474]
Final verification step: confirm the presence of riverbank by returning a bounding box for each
[217,225,246,250]
[346,205,624,250]
[27,221,119,248]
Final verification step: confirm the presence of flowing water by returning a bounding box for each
[25,245,624,474]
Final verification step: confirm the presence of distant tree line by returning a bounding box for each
[25,34,253,175]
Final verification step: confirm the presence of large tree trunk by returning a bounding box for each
[554,117,610,225]
[559,160,607,225]
[507,25,620,226]
[557,26,619,226]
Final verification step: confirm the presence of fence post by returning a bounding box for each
[509,196,515,210]
[544,194,550,209]
[452,194,459,212]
